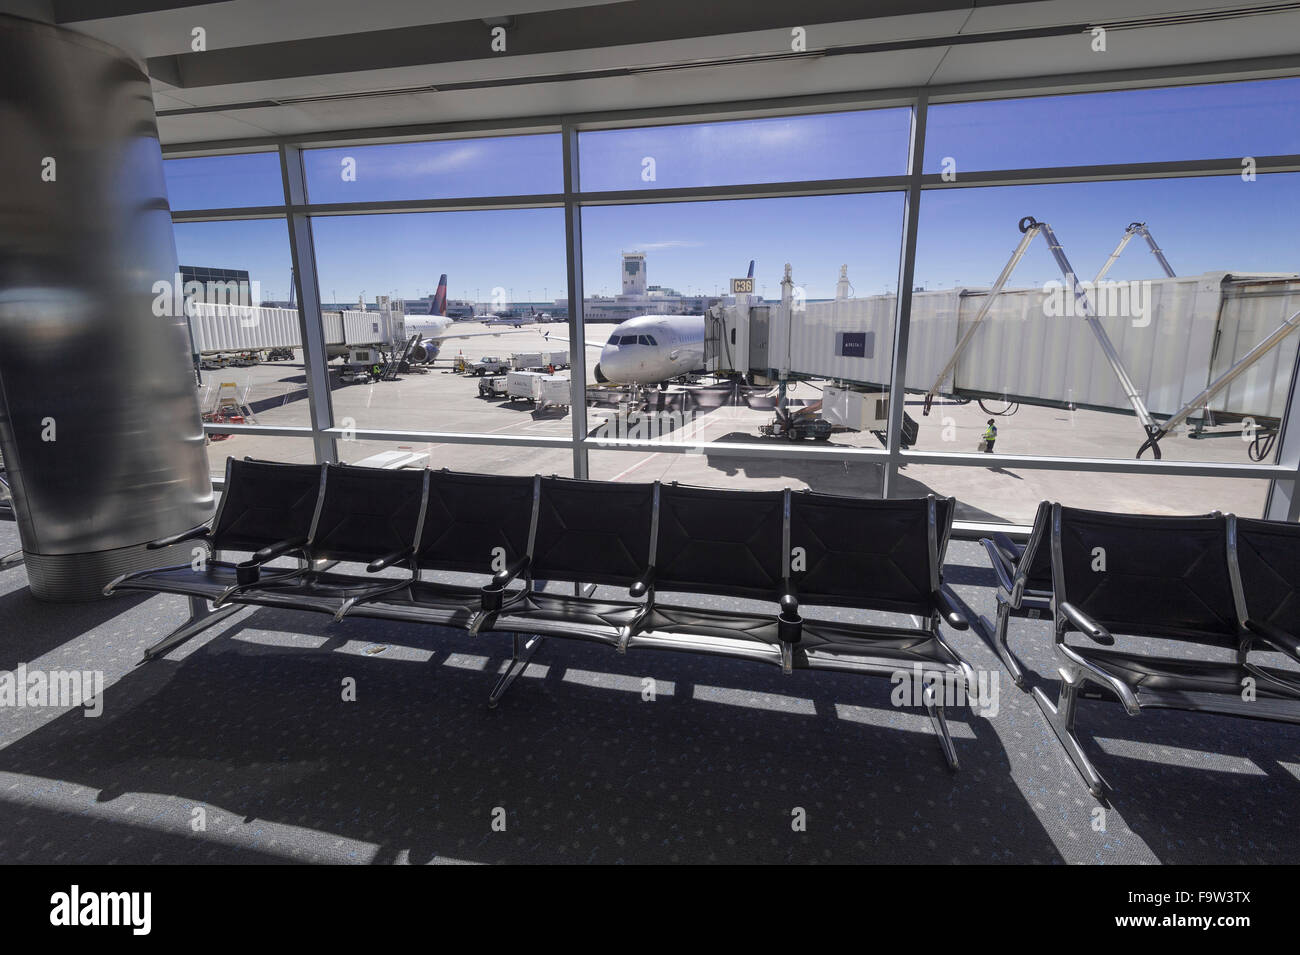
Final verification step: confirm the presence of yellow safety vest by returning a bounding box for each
[983,425,997,441]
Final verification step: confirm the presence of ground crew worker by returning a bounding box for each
[982,419,998,453]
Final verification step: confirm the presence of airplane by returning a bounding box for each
[400,274,523,362]
[483,314,534,328]
[591,260,755,386]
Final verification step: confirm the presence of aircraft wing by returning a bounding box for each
[537,328,605,351]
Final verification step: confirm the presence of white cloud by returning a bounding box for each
[636,239,705,250]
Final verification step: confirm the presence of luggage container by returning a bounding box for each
[511,352,545,370]
[506,371,571,408]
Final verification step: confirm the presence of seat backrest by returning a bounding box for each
[531,476,656,586]
[1233,516,1300,634]
[416,470,537,574]
[1015,500,1054,595]
[1052,504,1237,646]
[789,492,951,615]
[212,458,325,553]
[654,483,785,599]
[308,464,427,564]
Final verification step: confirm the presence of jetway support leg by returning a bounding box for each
[1137,306,1300,459]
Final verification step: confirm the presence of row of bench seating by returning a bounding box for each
[103,457,1300,800]
[980,502,1300,799]
[106,458,978,769]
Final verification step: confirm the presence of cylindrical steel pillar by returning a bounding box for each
[0,16,213,600]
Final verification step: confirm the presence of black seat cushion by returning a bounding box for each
[213,459,323,553]
[654,485,785,600]
[531,477,655,587]
[417,471,535,575]
[308,464,426,564]
[341,579,485,627]
[1055,507,1238,647]
[1236,517,1300,635]
[1074,646,1300,703]
[789,492,945,616]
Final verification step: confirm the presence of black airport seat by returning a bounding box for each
[483,481,977,769]
[342,469,539,629]
[1230,516,1300,696]
[106,457,325,606]
[230,463,429,619]
[480,476,655,641]
[978,501,1053,687]
[104,457,327,659]
[1032,504,1300,800]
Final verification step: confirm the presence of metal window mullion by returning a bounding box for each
[279,143,337,465]
[562,121,589,480]
[883,93,928,500]
[1264,319,1300,521]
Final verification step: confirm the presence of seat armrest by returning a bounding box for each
[147,524,211,550]
[629,567,656,599]
[367,546,415,573]
[778,592,801,644]
[978,538,1018,595]
[989,532,1025,564]
[481,556,531,612]
[1243,618,1300,664]
[250,536,309,565]
[490,555,530,589]
[1058,601,1115,646]
[934,586,969,631]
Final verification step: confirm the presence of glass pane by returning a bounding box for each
[579,109,911,192]
[580,192,906,452]
[172,219,313,431]
[164,153,284,210]
[336,440,570,478]
[206,436,315,482]
[303,134,562,204]
[924,78,1300,174]
[310,208,569,437]
[903,175,1300,463]
[895,464,1268,526]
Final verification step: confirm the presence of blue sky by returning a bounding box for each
[166,78,1300,304]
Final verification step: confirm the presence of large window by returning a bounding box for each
[579,109,911,191]
[310,208,567,438]
[923,78,1300,173]
[904,174,1300,471]
[167,75,1300,525]
[303,134,563,203]
[164,152,284,210]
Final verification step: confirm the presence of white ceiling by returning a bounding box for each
[5,0,1298,147]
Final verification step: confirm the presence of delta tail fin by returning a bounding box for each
[429,273,448,316]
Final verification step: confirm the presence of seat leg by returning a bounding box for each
[922,680,960,771]
[990,600,1026,689]
[1031,669,1110,801]
[488,633,545,708]
[141,595,241,662]
[0,549,23,571]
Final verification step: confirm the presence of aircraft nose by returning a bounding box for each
[598,345,627,382]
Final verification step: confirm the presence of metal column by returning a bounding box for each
[279,144,338,464]
[883,94,928,500]
[562,124,590,480]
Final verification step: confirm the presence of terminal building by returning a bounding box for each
[2,0,1300,880]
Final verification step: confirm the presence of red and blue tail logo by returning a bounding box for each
[430,273,448,316]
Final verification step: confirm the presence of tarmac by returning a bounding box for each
[195,321,1271,525]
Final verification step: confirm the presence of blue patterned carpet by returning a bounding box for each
[0,518,1296,864]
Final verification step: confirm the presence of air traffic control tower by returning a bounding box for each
[622,251,647,295]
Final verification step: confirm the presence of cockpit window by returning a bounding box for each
[640,335,657,346]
